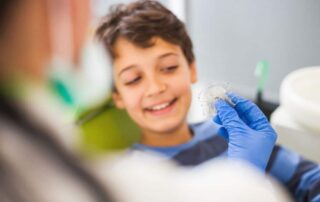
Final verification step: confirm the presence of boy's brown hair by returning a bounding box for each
[96,0,194,64]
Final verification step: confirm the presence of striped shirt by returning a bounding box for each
[132,119,320,202]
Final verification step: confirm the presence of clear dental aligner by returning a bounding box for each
[198,83,235,118]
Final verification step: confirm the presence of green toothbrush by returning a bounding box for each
[254,60,269,107]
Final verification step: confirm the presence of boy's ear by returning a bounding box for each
[112,91,125,109]
[189,61,198,83]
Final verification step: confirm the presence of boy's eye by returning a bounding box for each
[161,65,178,73]
[124,76,141,86]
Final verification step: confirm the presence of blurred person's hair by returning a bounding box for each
[0,0,15,30]
[96,0,194,64]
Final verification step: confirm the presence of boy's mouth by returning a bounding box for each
[145,98,178,113]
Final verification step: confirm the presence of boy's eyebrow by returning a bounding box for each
[118,65,137,77]
[158,52,178,59]
[118,53,177,77]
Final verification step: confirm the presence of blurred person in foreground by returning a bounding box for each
[0,0,115,201]
[0,0,291,202]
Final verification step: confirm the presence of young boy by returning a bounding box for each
[96,0,320,201]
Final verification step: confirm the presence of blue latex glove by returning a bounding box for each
[213,92,277,171]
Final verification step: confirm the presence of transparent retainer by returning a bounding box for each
[198,82,235,118]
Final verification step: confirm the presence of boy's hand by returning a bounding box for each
[212,92,277,171]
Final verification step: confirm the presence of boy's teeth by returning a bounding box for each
[150,102,170,110]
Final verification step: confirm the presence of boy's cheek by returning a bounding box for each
[122,90,143,109]
[170,79,192,94]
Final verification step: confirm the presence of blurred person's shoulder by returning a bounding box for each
[0,86,107,202]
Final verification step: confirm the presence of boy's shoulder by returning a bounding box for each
[171,120,227,166]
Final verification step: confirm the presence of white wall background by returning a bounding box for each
[188,0,320,103]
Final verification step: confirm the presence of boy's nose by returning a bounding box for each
[146,78,167,97]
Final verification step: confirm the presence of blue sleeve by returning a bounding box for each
[267,145,320,202]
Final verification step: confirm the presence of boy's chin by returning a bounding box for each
[146,120,185,134]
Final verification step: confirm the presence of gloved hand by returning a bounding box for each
[212,92,277,171]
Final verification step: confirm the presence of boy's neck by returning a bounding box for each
[140,123,193,147]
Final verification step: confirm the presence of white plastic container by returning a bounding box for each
[271,66,320,162]
[279,66,320,133]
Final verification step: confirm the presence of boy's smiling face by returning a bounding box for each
[112,37,197,136]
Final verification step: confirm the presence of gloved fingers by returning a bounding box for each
[212,115,222,125]
[217,127,229,140]
[227,92,269,130]
[214,99,246,132]
[212,115,229,140]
